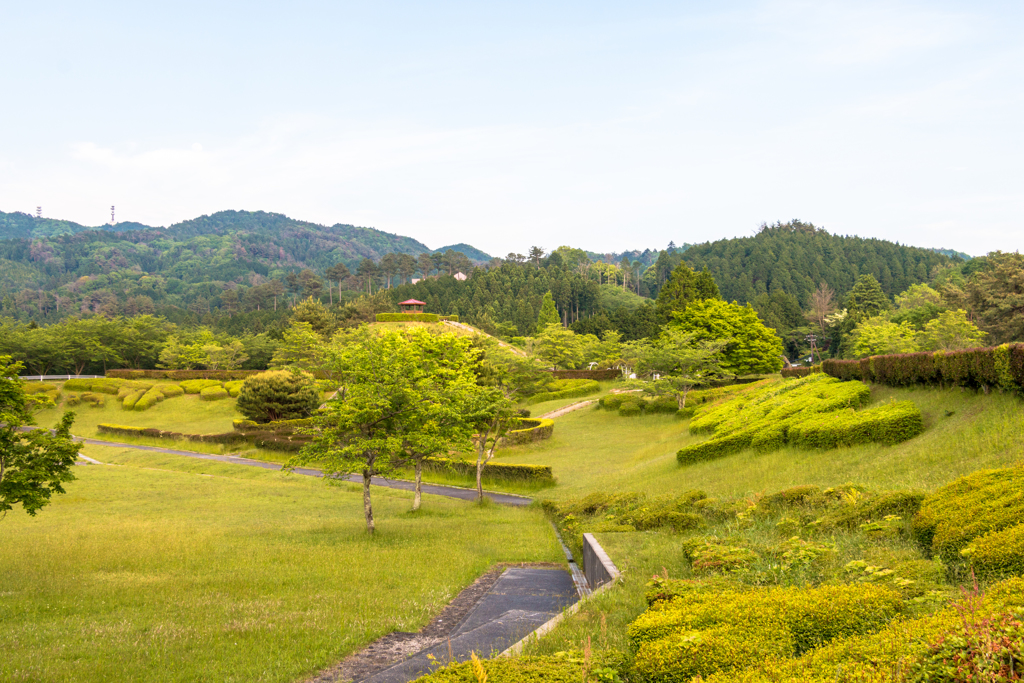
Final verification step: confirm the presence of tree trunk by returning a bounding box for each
[329,283,333,305]
[362,470,375,533]
[476,452,484,502]
[413,460,422,511]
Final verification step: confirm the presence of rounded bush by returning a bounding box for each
[200,386,230,401]
[180,379,223,394]
[236,369,320,423]
[618,400,642,416]
[155,383,184,397]
[121,389,146,410]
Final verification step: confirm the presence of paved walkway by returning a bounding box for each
[72,435,533,506]
[356,567,577,683]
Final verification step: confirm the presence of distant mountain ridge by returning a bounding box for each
[432,243,493,263]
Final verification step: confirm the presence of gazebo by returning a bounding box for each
[399,299,426,313]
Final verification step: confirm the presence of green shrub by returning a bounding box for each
[23,383,57,395]
[421,457,554,483]
[960,523,1024,578]
[503,418,555,445]
[787,400,924,449]
[781,366,822,379]
[412,653,626,682]
[599,394,628,410]
[526,379,601,405]
[81,392,105,407]
[633,622,793,682]
[200,386,230,401]
[917,466,1024,573]
[236,369,320,423]
[133,386,166,411]
[821,490,925,530]
[677,430,754,465]
[374,312,440,323]
[155,383,184,397]
[65,393,81,406]
[233,417,313,433]
[121,389,146,410]
[618,400,642,416]
[758,485,822,512]
[223,380,244,397]
[646,395,680,414]
[180,379,223,394]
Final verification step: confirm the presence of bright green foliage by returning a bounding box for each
[535,323,584,369]
[670,299,784,376]
[920,309,987,351]
[133,386,166,411]
[537,291,561,327]
[121,389,146,410]
[525,379,599,404]
[678,375,911,465]
[223,380,243,397]
[236,369,320,423]
[179,379,222,394]
[631,328,728,408]
[913,466,1024,576]
[199,386,230,401]
[627,582,902,681]
[271,321,331,376]
[289,296,337,336]
[655,261,720,317]
[849,316,919,358]
[787,400,925,448]
[0,356,81,518]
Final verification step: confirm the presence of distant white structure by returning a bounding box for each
[411,278,422,284]
[453,272,467,281]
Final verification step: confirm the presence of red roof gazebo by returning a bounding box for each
[399,299,426,313]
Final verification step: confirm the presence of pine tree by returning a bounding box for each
[537,291,560,328]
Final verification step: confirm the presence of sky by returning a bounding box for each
[1,1,1022,257]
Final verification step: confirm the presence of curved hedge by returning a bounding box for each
[199,386,230,401]
[822,343,1024,392]
[526,379,600,405]
[912,466,1024,577]
[180,379,223,394]
[677,375,920,465]
[502,417,554,445]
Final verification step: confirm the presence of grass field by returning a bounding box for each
[496,384,1024,500]
[0,444,563,683]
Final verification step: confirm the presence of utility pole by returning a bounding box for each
[805,333,819,365]
[36,207,41,218]
[110,206,116,225]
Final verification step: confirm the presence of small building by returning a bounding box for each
[453,272,468,281]
[399,299,426,313]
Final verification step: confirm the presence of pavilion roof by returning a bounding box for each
[399,299,427,305]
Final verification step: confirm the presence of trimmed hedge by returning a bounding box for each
[677,375,921,466]
[374,312,440,323]
[107,369,259,380]
[233,417,313,433]
[200,386,230,401]
[787,400,924,449]
[526,379,601,404]
[549,368,620,380]
[822,343,1024,392]
[422,456,554,483]
[628,583,903,682]
[503,417,554,445]
[913,466,1024,577]
[97,423,250,445]
[781,365,822,379]
[180,379,223,394]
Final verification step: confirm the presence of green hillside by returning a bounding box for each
[432,242,493,262]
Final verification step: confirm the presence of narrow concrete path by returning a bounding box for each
[356,567,577,683]
[70,434,533,506]
[538,399,596,419]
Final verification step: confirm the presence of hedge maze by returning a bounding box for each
[677,375,924,465]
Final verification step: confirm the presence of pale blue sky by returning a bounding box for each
[1,1,1021,256]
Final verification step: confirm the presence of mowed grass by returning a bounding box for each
[497,383,1024,500]
[0,444,563,683]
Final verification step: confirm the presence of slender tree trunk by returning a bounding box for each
[329,283,333,305]
[362,469,375,533]
[413,460,422,511]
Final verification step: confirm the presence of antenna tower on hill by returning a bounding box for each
[36,207,41,218]
[110,205,115,225]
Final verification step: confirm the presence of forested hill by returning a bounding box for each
[432,243,492,262]
[0,211,152,239]
[680,221,955,307]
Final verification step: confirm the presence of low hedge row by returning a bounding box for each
[780,365,822,379]
[822,343,1024,392]
[549,368,620,380]
[233,417,313,433]
[502,417,554,445]
[97,423,310,452]
[107,369,259,380]
[628,582,903,681]
[374,312,440,322]
[64,392,105,407]
[697,577,1024,682]
[912,465,1024,577]
[677,375,920,465]
[526,379,600,405]
[599,393,679,416]
[421,456,554,483]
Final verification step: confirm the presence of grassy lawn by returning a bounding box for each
[497,384,1024,500]
[0,444,563,683]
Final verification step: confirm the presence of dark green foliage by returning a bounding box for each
[235,369,320,423]
[780,365,821,378]
[655,261,720,317]
[524,379,600,404]
[680,221,948,308]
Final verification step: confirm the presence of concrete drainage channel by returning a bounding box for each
[325,531,621,683]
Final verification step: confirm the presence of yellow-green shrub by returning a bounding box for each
[223,380,244,397]
[787,400,924,448]
[960,523,1024,578]
[133,386,166,411]
[411,653,627,682]
[633,623,793,682]
[180,379,223,394]
[912,466,1024,571]
[155,383,184,397]
[121,389,146,410]
[199,386,230,401]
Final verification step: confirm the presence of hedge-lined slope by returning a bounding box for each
[677,375,923,465]
[823,343,1024,391]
